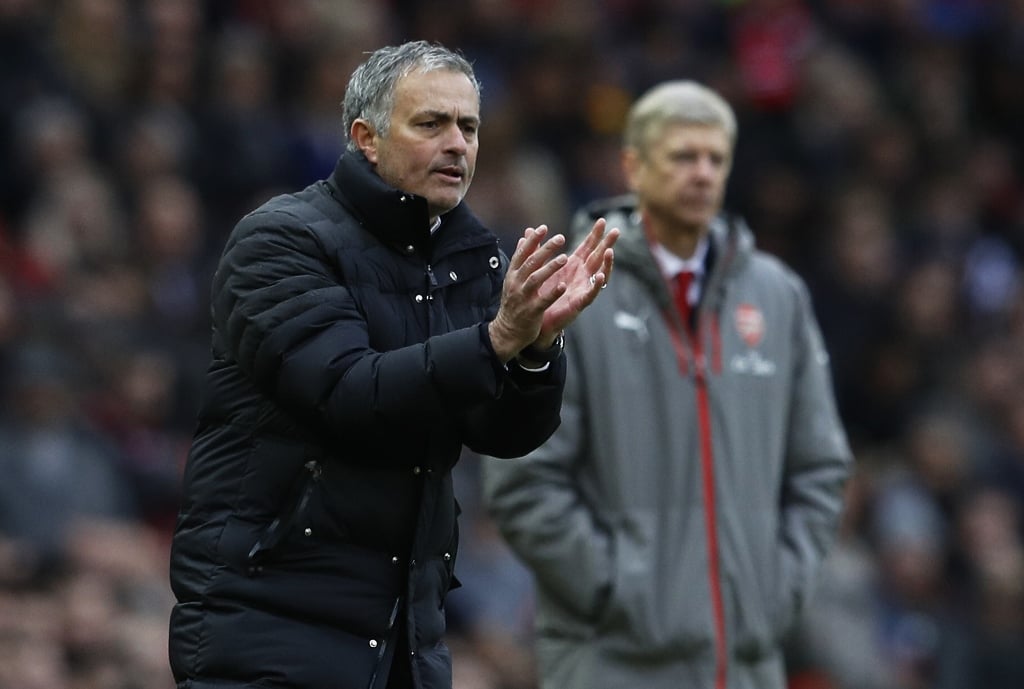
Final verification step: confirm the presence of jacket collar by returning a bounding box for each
[586,194,753,312]
[325,151,489,256]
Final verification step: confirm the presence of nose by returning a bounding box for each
[694,154,717,180]
[443,124,468,154]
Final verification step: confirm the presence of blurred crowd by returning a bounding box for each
[0,0,1022,688]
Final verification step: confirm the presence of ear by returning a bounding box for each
[351,119,379,164]
[621,146,641,192]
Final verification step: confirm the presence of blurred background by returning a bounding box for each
[0,1,1022,688]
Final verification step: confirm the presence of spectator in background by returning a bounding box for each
[133,174,213,338]
[193,26,300,229]
[0,344,136,579]
[167,40,616,689]
[482,80,852,689]
[939,486,1024,689]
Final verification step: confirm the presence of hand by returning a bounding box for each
[488,225,571,363]
[536,217,618,341]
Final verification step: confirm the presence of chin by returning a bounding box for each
[685,210,717,228]
[431,196,464,216]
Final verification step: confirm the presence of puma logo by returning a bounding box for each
[613,310,650,341]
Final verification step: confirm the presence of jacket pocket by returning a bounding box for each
[728,547,793,663]
[247,459,322,564]
[217,458,322,573]
[594,509,713,659]
[211,521,402,637]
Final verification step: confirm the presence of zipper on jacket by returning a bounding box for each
[425,264,437,301]
[366,597,403,689]
[693,345,727,689]
[665,274,727,686]
[247,459,321,564]
[664,307,691,375]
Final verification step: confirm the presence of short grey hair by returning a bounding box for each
[342,41,480,152]
[624,80,737,156]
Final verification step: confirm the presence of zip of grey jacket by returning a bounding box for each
[481,195,853,689]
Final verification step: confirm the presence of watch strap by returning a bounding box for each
[517,330,565,365]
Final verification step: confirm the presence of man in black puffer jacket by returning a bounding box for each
[168,41,617,689]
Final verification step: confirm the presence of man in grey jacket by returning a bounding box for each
[481,80,853,689]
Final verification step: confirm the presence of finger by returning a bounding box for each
[537,232,567,261]
[509,225,548,270]
[509,229,533,270]
[581,261,614,297]
[593,226,619,257]
[519,233,567,282]
[584,227,619,274]
[572,218,606,260]
[592,267,613,296]
[600,247,615,280]
[587,247,615,293]
[581,271,608,305]
[523,253,568,294]
[538,280,569,309]
[602,226,620,249]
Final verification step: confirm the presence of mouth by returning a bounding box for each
[681,194,717,209]
[433,165,466,183]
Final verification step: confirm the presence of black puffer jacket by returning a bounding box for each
[169,152,566,689]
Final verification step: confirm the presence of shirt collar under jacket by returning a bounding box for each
[651,235,709,308]
[651,234,709,284]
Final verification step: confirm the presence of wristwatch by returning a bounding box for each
[517,330,565,365]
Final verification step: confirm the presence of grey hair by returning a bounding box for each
[342,41,480,152]
[624,80,737,156]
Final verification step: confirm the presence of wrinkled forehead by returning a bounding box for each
[392,68,481,115]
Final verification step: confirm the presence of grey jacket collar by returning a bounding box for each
[573,194,754,313]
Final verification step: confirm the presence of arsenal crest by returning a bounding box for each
[735,303,764,348]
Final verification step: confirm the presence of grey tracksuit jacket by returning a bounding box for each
[482,196,853,689]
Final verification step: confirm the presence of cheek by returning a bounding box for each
[465,148,479,180]
[408,148,438,178]
[651,172,682,197]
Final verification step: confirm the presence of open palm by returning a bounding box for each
[540,218,618,335]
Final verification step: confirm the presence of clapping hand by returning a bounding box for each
[537,217,617,339]
[488,219,618,363]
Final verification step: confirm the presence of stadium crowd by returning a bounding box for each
[0,1,1022,688]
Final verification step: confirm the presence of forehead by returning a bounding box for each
[649,122,732,153]
[392,69,480,116]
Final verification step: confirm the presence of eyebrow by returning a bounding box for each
[420,109,480,127]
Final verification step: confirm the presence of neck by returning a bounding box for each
[643,213,706,260]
